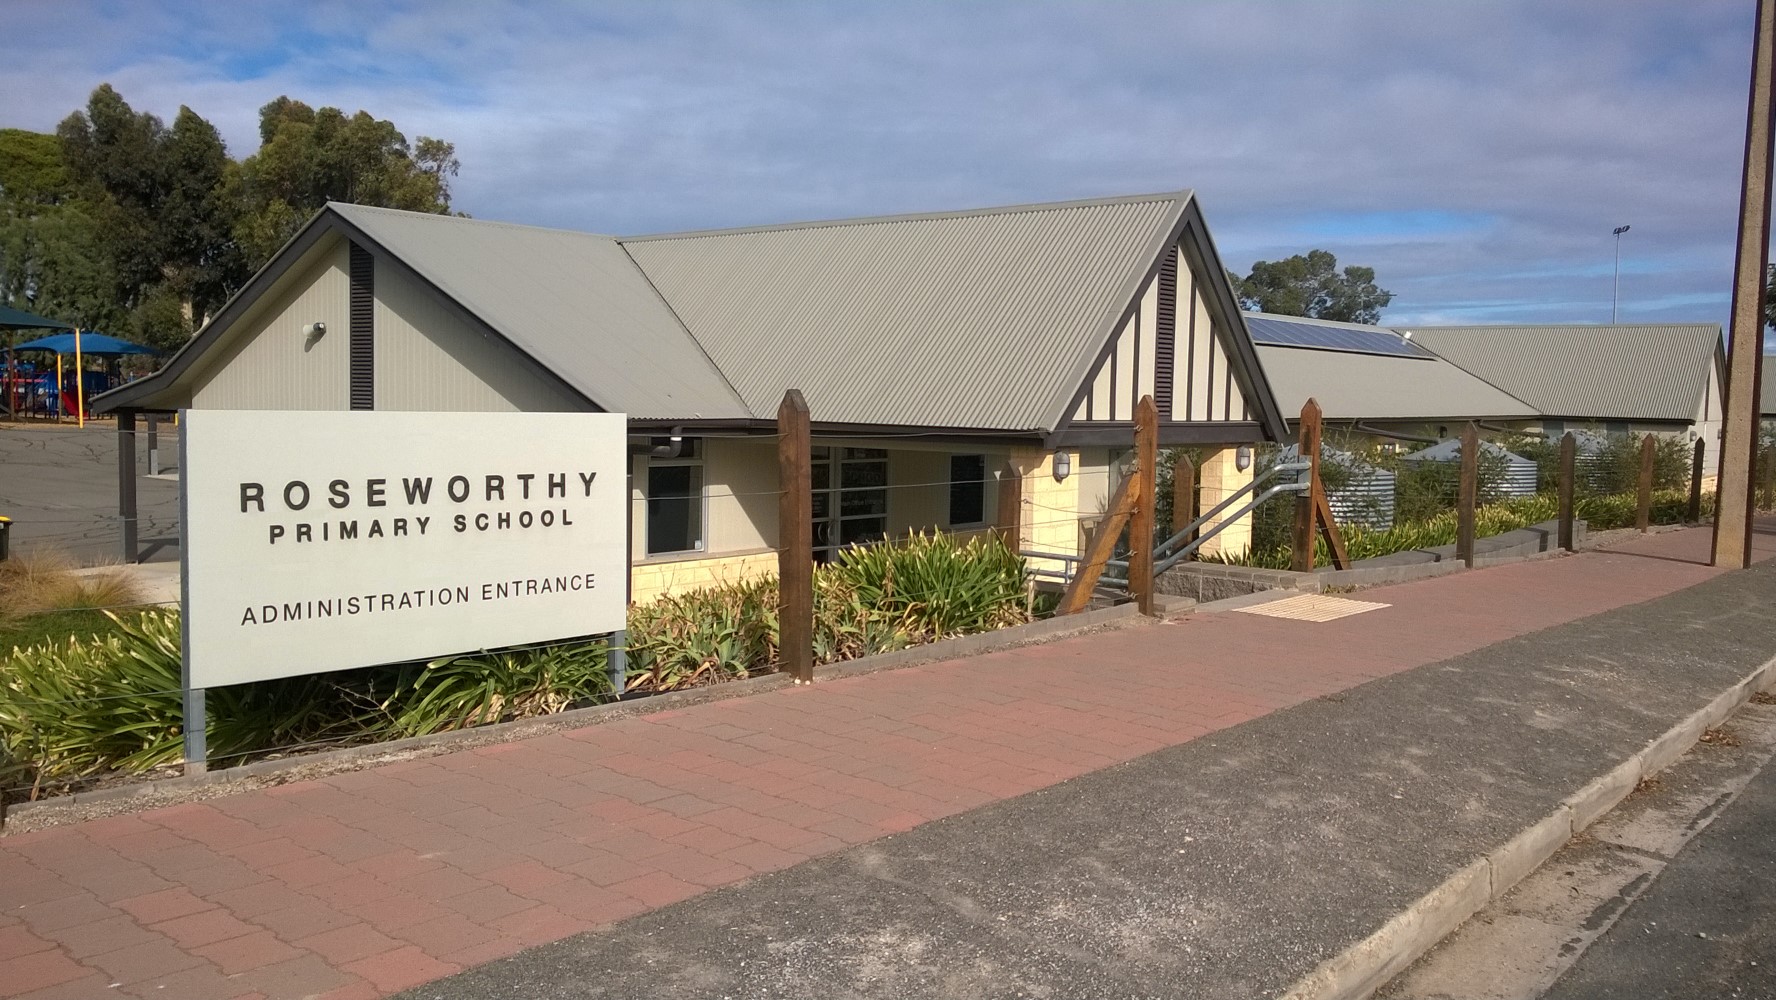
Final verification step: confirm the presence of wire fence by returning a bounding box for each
[2,422,1764,806]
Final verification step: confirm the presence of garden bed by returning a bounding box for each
[1,532,1042,809]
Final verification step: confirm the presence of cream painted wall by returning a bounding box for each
[885,446,1003,535]
[630,438,778,565]
[631,438,999,572]
[374,263,585,412]
[190,240,352,409]
[1694,360,1724,446]
[187,238,588,415]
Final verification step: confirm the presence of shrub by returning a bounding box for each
[1204,488,1712,570]
[828,531,1027,641]
[624,531,1031,680]
[624,579,778,692]
[380,643,613,738]
[0,609,619,797]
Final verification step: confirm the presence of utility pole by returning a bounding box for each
[1713,0,1776,569]
[1611,225,1631,323]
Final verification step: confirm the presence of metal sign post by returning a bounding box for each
[178,411,205,774]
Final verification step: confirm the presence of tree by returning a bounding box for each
[234,97,458,268]
[1230,249,1393,325]
[4,86,463,352]
[54,85,244,348]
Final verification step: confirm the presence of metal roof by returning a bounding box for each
[1402,324,1722,424]
[1251,312,1537,423]
[331,205,749,420]
[621,193,1190,431]
[102,193,1286,436]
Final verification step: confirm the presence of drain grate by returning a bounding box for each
[1231,592,1391,622]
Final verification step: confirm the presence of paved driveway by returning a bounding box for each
[0,419,180,565]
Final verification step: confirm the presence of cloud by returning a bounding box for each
[1,0,1758,325]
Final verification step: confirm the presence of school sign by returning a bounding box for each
[181,411,628,688]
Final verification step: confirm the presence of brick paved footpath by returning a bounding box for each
[4,525,1774,999]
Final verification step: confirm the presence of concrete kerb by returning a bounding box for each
[1277,652,1776,1000]
[1,603,1144,834]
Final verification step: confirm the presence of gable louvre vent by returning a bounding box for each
[349,242,374,410]
[1154,246,1177,415]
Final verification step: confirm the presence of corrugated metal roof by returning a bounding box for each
[332,204,749,419]
[1254,332,1537,424]
[1403,324,1721,424]
[620,193,1188,430]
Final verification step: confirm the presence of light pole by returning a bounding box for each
[1611,224,1631,323]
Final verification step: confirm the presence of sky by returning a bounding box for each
[1,0,1763,328]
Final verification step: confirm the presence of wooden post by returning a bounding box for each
[1688,438,1706,523]
[1712,0,1776,568]
[994,459,1023,549]
[1313,476,1351,571]
[1172,453,1197,555]
[1636,433,1656,532]
[1057,472,1138,616]
[1128,397,1159,616]
[1456,423,1479,567]
[1558,431,1577,551]
[1291,399,1323,572]
[776,390,813,684]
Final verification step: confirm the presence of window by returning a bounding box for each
[948,454,986,526]
[646,443,704,556]
[812,446,888,562]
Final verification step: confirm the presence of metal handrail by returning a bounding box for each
[1024,458,1313,591]
[1151,460,1308,563]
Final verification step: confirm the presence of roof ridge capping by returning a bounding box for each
[618,189,1197,244]
[325,202,623,240]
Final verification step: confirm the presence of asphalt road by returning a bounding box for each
[394,558,1776,1000]
[1539,743,1776,1000]
[0,419,180,563]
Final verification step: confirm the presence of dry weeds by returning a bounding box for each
[0,549,141,620]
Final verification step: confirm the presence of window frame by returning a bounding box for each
[644,444,707,558]
[947,453,988,528]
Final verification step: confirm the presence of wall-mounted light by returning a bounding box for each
[1235,445,1254,472]
[1052,451,1071,482]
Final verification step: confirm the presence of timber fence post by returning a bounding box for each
[1457,422,1478,568]
[1558,431,1577,551]
[1689,438,1706,523]
[777,390,813,684]
[1636,433,1656,533]
[1291,399,1323,573]
[995,459,1023,550]
[1129,396,1158,616]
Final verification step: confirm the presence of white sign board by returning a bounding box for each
[181,410,628,688]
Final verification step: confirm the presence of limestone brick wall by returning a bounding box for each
[629,550,778,606]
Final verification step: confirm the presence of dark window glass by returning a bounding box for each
[647,464,703,555]
[840,517,886,545]
[949,454,986,525]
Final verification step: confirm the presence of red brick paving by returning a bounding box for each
[2,525,1772,999]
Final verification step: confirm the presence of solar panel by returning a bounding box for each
[1245,315,1433,359]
